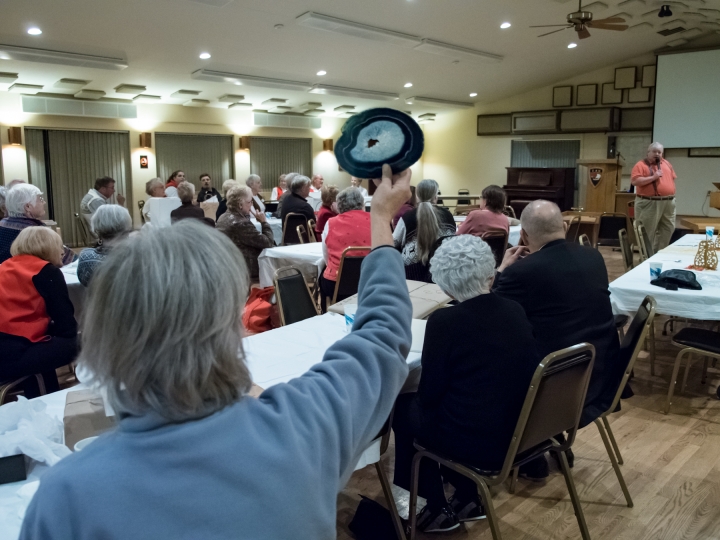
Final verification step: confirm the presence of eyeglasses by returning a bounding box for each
[38,195,45,203]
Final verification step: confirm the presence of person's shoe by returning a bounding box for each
[448,495,487,522]
[518,455,549,482]
[415,505,460,533]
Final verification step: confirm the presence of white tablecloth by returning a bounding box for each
[257,243,325,288]
[60,261,86,320]
[610,234,720,319]
[251,217,283,245]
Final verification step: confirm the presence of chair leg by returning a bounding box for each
[618,326,625,342]
[34,373,46,395]
[666,349,688,414]
[474,477,503,540]
[554,449,592,540]
[681,353,693,394]
[649,319,656,376]
[701,356,709,385]
[408,452,423,540]
[601,416,623,465]
[594,420,633,508]
[375,462,407,540]
[508,467,518,494]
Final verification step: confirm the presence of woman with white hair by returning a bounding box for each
[393,179,456,281]
[216,179,239,221]
[350,177,369,198]
[77,205,133,287]
[0,227,78,397]
[392,234,539,532]
[216,185,274,278]
[320,187,371,305]
[245,174,265,213]
[142,178,166,223]
[0,183,75,265]
[170,181,205,223]
[20,165,414,539]
[270,174,287,201]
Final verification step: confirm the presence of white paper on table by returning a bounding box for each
[410,319,427,353]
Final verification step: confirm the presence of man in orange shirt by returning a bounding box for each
[631,142,677,252]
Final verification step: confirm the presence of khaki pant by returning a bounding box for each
[634,197,676,253]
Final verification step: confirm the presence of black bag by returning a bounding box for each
[348,496,402,540]
[650,269,702,291]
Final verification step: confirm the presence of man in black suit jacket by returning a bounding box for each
[494,200,621,431]
[279,175,315,225]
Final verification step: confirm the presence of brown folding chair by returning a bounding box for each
[282,213,310,245]
[578,234,592,247]
[307,219,317,243]
[618,228,634,272]
[273,266,320,326]
[138,200,146,225]
[593,296,656,508]
[633,221,654,261]
[482,230,509,268]
[454,204,480,216]
[0,374,47,405]
[502,205,516,219]
[296,224,309,245]
[565,215,582,243]
[329,246,370,306]
[74,212,94,247]
[408,343,596,540]
[457,189,471,206]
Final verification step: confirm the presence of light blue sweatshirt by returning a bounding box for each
[20,246,411,540]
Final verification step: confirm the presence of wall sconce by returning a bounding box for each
[323,139,333,152]
[239,136,250,150]
[8,127,22,146]
[139,132,152,148]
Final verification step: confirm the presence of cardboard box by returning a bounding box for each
[63,390,116,451]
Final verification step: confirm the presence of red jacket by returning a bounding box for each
[323,210,371,280]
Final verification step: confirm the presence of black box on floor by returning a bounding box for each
[0,454,27,485]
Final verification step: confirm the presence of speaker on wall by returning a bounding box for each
[607,136,617,159]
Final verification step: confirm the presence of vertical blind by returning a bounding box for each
[155,133,234,193]
[25,128,132,247]
[510,140,581,168]
[249,137,312,189]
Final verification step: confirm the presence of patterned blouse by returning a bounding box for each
[216,211,274,279]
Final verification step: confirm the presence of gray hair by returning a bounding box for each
[0,186,6,217]
[430,235,496,302]
[221,179,238,198]
[245,174,261,188]
[176,181,196,204]
[291,175,311,193]
[648,142,664,152]
[91,204,132,240]
[7,179,27,189]
[226,185,253,214]
[415,179,441,264]
[336,187,365,213]
[416,179,439,203]
[6,183,41,218]
[520,200,565,245]
[145,177,164,196]
[80,220,252,421]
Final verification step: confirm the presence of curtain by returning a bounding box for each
[249,137,312,189]
[46,130,132,247]
[155,133,234,193]
[510,140,581,168]
[25,128,47,196]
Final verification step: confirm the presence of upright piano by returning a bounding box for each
[504,167,575,216]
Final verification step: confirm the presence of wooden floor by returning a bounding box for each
[337,246,720,540]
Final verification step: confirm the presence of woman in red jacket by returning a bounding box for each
[0,227,78,397]
[314,185,339,242]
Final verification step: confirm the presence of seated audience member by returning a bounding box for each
[315,185,339,241]
[280,174,316,225]
[273,172,297,218]
[216,179,239,221]
[80,176,126,228]
[0,227,78,397]
[171,182,205,224]
[393,179,456,266]
[493,200,620,477]
[393,235,539,532]
[246,174,266,213]
[20,166,413,540]
[393,185,416,229]
[165,170,185,198]
[0,186,6,218]
[319,187,371,303]
[216,186,273,278]
[197,173,220,203]
[310,173,324,193]
[7,179,27,189]
[456,185,510,237]
[0,184,75,265]
[78,205,133,287]
[143,178,166,223]
[350,177,369,198]
[271,174,287,201]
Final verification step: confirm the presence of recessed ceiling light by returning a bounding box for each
[469,92,478,97]
[500,22,511,29]
[404,82,413,88]
[568,42,577,48]
[199,52,211,59]
[317,70,327,76]
[27,27,42,36]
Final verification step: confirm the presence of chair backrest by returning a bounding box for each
[307,219,317,242]
[481,230,509,268]
[627,200,635,220]
[565,215,581,243]
[578,234,592,247]
[74,212,92,246]
[498,343,595,479]
[282,213,309,245]
[618,228,634,271]
[138,200,146,225]
[332,246,370,304]
[598,212,627,246]
[273,266,319,325]
[457,189,471,205]
[454,204,480,216]
[296,224,308,244]
[603,296,656,417]
[405,235,454,283]
[634,221,654,260]
[502,205,516,219]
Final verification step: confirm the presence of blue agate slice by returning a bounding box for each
[335,108,424,178]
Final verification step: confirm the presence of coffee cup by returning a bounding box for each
[344,304,358,333]
[706,226,714,242]
[649,261,663,280]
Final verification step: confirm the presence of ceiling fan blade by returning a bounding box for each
[538,27,570,37]
[577,27,591,39]
[591,17,626,24]
[588,22,628,30]
[530,24,573,28]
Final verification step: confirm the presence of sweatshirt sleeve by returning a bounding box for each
[258,246,412,483]
[32,264,77,338]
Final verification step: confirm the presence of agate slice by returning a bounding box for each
[335,108,424,178]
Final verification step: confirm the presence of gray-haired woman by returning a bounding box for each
[170,181,205,223]
[20,165,414,540]
[77,205,132,287]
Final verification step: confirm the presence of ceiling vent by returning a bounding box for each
[187,0,234,6]
[296,12,421,47]
[74,89,106,100]
[170,89,201,98]
[0,44,127,70]
[218,94,244,102]
[254,112,321,129]
[0,72,18,84]
[54,78,90,90]
[115,84,146,94]
[8,83,43,94]
[309,84,399,101]
[406,96,473,109]
[192,69,310,91]
[658,26,686,36]
[22,95,136,118]
[414,39,503,63]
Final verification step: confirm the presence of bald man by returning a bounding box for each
[493,200,620,479]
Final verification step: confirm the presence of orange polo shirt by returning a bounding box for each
[631,158,677,197]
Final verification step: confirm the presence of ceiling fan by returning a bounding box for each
[531,0,628,39]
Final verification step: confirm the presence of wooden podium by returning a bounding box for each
[576,158,624,213]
